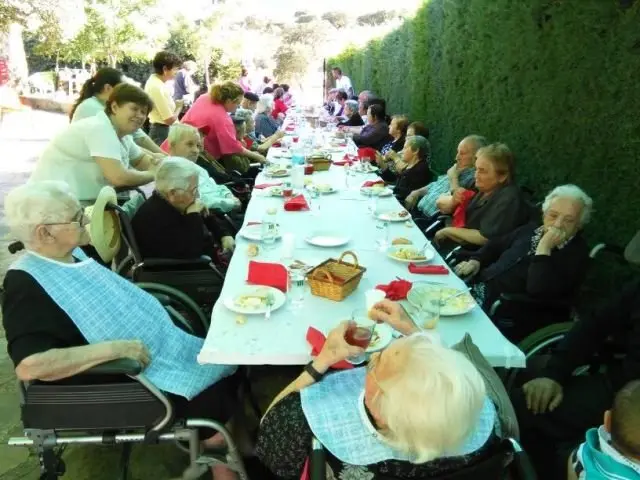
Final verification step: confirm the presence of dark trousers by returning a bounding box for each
[149,123,170,145]
[511,366,615,480]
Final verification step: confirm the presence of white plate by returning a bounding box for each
[407,284,476,316]
[223,286,286,315]
[304,232,350,247]
[240,224,281,241]
[267,186,284,196]
[309,184,337,194]
[386,245,435,264]
[353,164,379,173]
[266,169,290,178]
[361,186,392,197]
[367,324,393,352]
[376,210,411,222]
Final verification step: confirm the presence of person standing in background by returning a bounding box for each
[238,67,252,92]
[254,76,271,95]
[332,67,354,97]
[173,60,199,116]
[144,51,183,145]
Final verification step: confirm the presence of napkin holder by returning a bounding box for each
[306,251,366,302]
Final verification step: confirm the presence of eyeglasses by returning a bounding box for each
[43,209,89,228]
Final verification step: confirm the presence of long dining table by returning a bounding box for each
[198,127,526,369]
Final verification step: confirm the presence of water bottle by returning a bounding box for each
[291,164,305,190]
[261,208,278,249]
[292,147,305,166]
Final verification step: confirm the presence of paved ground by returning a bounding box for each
[0,110,289,479]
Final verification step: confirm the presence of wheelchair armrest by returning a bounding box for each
[77,358,144,376]
[424,215,450,236]
[589,242,625,260]
[490,293,572,316]
[508,439,537,480]
[249,162,262,168]
[142,256,212,268]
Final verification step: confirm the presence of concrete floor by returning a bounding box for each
[0,110,289,479]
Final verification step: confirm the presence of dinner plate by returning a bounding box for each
[376,210,411,222]
[223,286,286,315]
[407,284,476,316]
[361,186,393,197]
[267,186,284,196]
[352,164,379,173]
[366,324,393,353]
[304,232,350,247]
[386,245,435,264]
[309,184,337,194]
[266,169,290,178]
[240,223,282,241]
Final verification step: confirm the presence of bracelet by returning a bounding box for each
[304,362,325,382]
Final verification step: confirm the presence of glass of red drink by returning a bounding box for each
[283,187,293,198]
[344,310,375,364]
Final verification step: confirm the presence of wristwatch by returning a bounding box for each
[304,362,324,382]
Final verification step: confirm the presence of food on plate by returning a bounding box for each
[270,186,283,196]
[391,247,427,261]
[424,318,438,329]
[247,243,259,257]
[398,210,410,218]
[316,184,333,193]
[268,169,288,176]
[392,237,412,245]
[234,291,269,309]
[235,315,247,325]
[266,207,277,215]
[304,177,313,185]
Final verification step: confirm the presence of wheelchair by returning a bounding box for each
[6,282,249,480]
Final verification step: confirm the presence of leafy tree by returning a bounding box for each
[273,43,309,84]
[356,10,396,27]
[321,12,349,29]
[165,15,201,61]
[296,14,316,24]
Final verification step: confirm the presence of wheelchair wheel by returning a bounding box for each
[136,282,209,337]
[504,321,574,394]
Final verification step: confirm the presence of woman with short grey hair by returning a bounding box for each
[254,94,281,138]
[337,99,365,127]
[455,184,593,338]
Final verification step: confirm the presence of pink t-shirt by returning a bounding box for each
[181,95,243,159]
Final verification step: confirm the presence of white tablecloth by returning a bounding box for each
[198,145,525,368]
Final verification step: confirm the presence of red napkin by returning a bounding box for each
[284,194,309,211]
[306,327,353,370]
[247,261,288,292]
[408,264,449,275]
[271,142,282,148]
[245,221,261,226]
[452,190,476,228]
[254,182,283,189]
[362,180,384,188]
[376,279,413,300]
[358,147,378,160]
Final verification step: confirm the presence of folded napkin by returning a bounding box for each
[306,327,353,370]
[284,194,309,211]
[247,261,288,292]
[376,279,413,300]
[362,179,385,188]
[357,147,378,160]
[271,142,282,148]
[408,264,449,275]
[254,182,283,190]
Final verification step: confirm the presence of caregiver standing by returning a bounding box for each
[30,84,159,202]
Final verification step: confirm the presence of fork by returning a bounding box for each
[264,293,275,320]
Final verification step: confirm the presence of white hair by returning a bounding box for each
[5,181,79,244]
[542,184,593,226]
[167,123,200,147]
[462,134,488,153]
[155,157,200,193]
[345,99,358,115]
[256,94,274,115]
[376,335,486,464]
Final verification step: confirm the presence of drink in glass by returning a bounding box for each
[288,269,307,310]
[345,310,376,364]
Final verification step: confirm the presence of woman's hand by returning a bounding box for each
[523,377,564,414]
[221,236,235,253]
[186,200,206,215]
[369,300,418,336]
[315,321,364,370]
[454,259,481,277]
[537,226,567,255]
[112,340,151,368]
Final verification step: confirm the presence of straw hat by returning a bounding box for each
[624,230,640,266]
[83,186,121,263]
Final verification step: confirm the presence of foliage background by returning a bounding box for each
[330,0,640,250]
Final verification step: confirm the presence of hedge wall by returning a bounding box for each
[330,0,640,248]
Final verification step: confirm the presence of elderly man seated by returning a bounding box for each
[336,99,364,127]
[1,181,239,480]
[510,230,640,479]
[131,157,236,259]
[256,300,500,479]
[167,123,241,214]
[405,134,487,215]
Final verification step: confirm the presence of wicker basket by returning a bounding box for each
[308,157,332,171]
[306,251,366,301]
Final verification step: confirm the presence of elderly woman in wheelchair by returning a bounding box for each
[2,181,240,479]
[256,300,502,479]
[453,184,593,340]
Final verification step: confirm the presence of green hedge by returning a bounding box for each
[330,0,640,248]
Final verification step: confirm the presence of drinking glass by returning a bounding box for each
[366,190,378,215]
[307,187,321,216]
[261,210,278,249]
[345,309,376,364]
[375,219,390,250]
[408,284,442,330]
[288,268,307,310]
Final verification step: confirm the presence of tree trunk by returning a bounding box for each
[204,56,211,89]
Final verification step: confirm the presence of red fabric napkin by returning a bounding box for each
[254,182,283,190]
[306,327,353,370]
[362,179,384,188]
[408,264,449,275]
[358,147,378,160]
[376,279,413,300]
[271,142,282,148]
[247,261,288,292]
[284,194,309,211]
[452,190,476,228]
